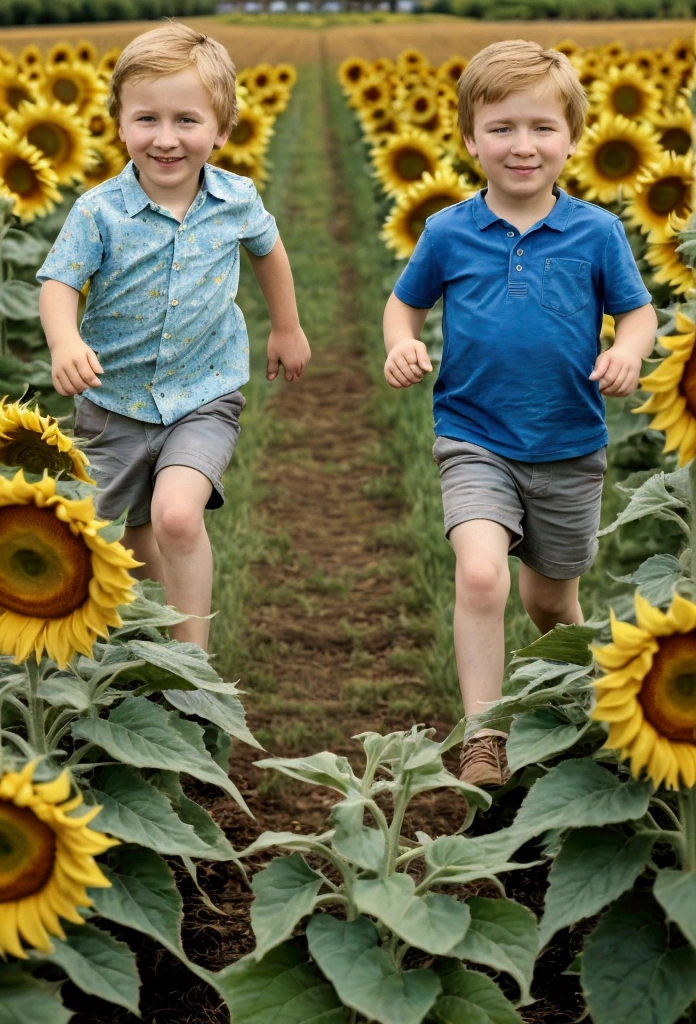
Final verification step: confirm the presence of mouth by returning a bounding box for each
[507,165,539,174]
[150,156,184,165]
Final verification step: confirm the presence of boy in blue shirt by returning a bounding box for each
[383,39,657,791]
[38,22,309,651]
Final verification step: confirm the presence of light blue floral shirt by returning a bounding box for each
[37,161,278,425]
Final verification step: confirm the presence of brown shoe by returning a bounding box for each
[459,734,510,788]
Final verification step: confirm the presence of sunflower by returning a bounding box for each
[372,128,444,196]
[0,67,36,118]
[669,37,693,63]
[0,399,93,482]
[395,47,429,75]
[349,75,391,112]
[601,41,627,62]
[372,58,394,76]
[633,310,696,464]
[631,49,658,76]
[0,134,61,222]
[45,42,75,68]
[248,62,276,93]
[81,101,119,143]
[644,231,695,299]
[0,760,117,958]
[0,470,139,668]
[0,47,17,70]
[97,47,121,81]
[573,113,662,203]
[437,55,467,88]
[337,56,372,93]
[590,64,661,123]
[225,104,273,160]
[41,61,103,114]
[209,146,267,189]
[82,141,127,187]
[653,102,693,157]
[382,168,471,259]
[624,151,692,243]
[255,85,291,118]
[592,592,696,790]
[554,38,579,58]
[274,62,297,88]
[399,86,439,129]
[74,39,98,66]
[18,45,42,73]
[6,100,93,186]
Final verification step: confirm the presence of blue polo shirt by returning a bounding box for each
[394,187,651,462]
[37,161,278,425]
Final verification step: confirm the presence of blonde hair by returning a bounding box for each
[457,40,587,144]
[108,21,238,135]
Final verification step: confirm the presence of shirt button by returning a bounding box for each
[171,299,178,306]
[160,392,165,397]
[516,265,523,271]
[163,332,172,340]
[516,248,524,256]
[506,230,514,237]
[174,263,180,271]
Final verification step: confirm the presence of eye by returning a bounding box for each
[138,115,155,122]
[180,117,197,124]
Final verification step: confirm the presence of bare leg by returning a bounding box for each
[150,465,214,649]
[450,519,512,719]
[518,563,583,634]
[124,523,164,584]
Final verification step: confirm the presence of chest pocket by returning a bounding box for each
[541,258,592,317]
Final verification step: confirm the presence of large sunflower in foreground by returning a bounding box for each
[624,151,692,243]
[0,134,61,222]
[5,100,93,186]
[0,66,36,117]
[644,230,695,299]
[573,113,662,203]
[0,761,117,957]
[41,61,103,114]
[372,128,443,196]
[633,310,696,465]
[381,168,471,259]
[0,399,93,482]
[592,592,696,790]
[590,63,661,122]
[0,470,139,668]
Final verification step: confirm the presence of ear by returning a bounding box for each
[214,130,229,149]
[567,139,577,158]
[118,123,125,144]
[463,135,478,159]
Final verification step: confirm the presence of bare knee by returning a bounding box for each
[151,503,203,551]
[456,556,510,614]
[522,589,581,632]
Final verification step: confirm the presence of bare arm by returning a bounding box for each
[589,303,658,397]
[383,291,432,389]
[39,279,103,396]
[245,236,310,382]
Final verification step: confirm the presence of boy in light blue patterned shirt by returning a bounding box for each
[38,22,310,651]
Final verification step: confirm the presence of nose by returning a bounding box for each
[152,122,178,149]
[510,130,535,156]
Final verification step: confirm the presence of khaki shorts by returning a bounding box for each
[433,436,607,580]
[74,391,245,527]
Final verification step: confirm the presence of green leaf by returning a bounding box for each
[331,800,386,873]
[3,228,51,266]
[84,765,214,856]
[118,640,233,694]
[89,847,188,968]
[214,941,349,1023]
[306,914,441,1024]
[0,280,40,320]
[109,589,190,636]
[43,922,140,1014]
[404,762,490,807]
[609,554,683,607]
[582,895,696,1024]
[428,962,523,1024]
[654,869,696,948]
[513,759,651,835]
[250,854,323,960]
[513,624,596,665]
[0,969,72,1024]
[449,897,538,1005]
[540,829,656,947]
[424,830,528,886]
[163,687,262,749]
[599,470,689,536]
[506,710,587,773]
[236,829,333,858]
[148,770,236,860]
[353,875,470,956]
[37,672,91,711]
[72,696,249,811]
[254,752,360,795]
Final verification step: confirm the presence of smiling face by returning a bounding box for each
[118,66,228,212]
[464,83,576,218]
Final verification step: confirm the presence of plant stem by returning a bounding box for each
[387,785,410,873]
[679,787,696,872]
[25,656,47,755]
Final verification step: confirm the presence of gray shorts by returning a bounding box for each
[74,391,245,527]
[433,436,607,580]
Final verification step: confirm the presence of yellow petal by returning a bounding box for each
[0,902,27,958]
[606,704,644,748]
[16,894,53,953]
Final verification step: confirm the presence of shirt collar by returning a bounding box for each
[119,161,223,217]
[471,185,571,233]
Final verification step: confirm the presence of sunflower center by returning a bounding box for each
[647,176,689,217]
[52,78,79,105]
[7,85,32,109]
[6,160,37,196]
[0,505,92,617]
[0,800,56,902]
[595,140,639,180]
[640,633,696,742]
[413,97,430,113]
[230,120,253,145]
[395,149,430,181]
[27,122,69,163]
[660,128,691,156]
[0,428,75,476]
[612,85,643,118]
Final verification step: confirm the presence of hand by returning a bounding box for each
[267,326,311,382]
[589,346,642,397]
[384,339,433,389]
[51,336,103,396]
